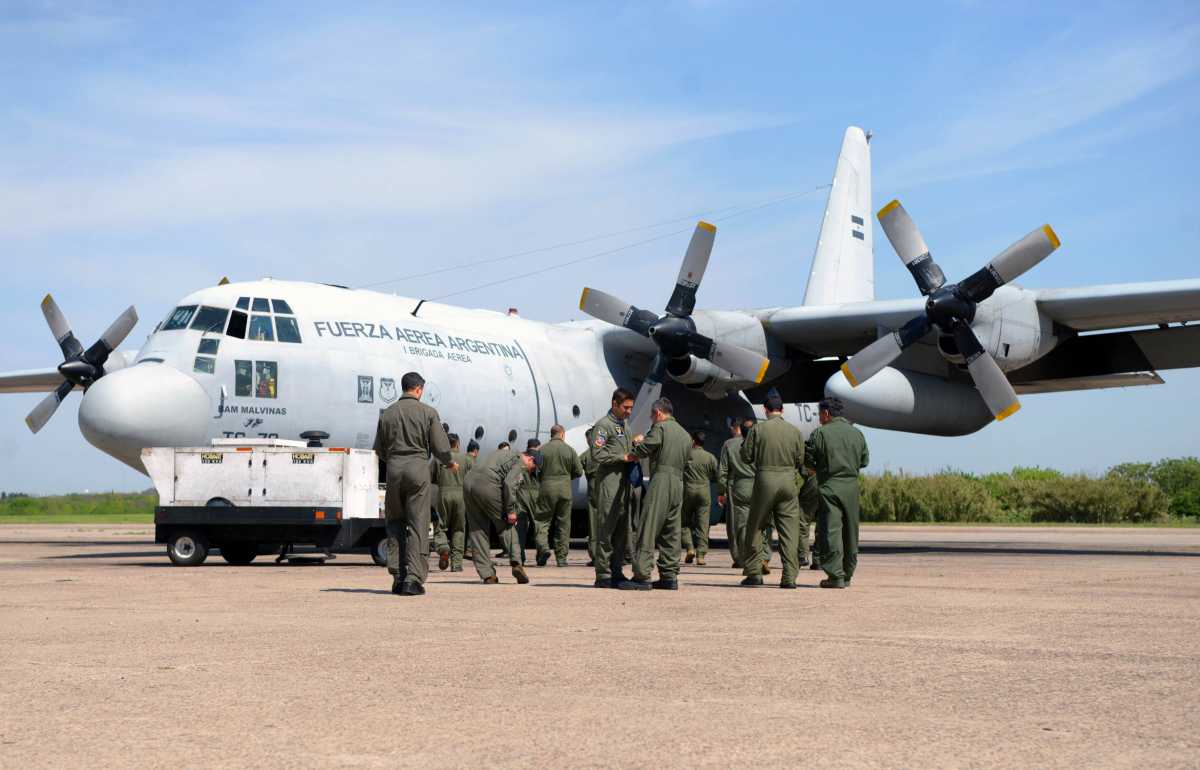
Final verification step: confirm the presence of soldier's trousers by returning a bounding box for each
[739,469,801,584]
[592,470,631,581]
[585,476,597,563]
[727,480,767,565]
[680,486,712,556]
[816,479,861,582]
[464,486,521,581]
[632,470,684,580]
[541,477,573,565]
[438,492,466,569]
[797,473,820,564]
[384,458,433,586]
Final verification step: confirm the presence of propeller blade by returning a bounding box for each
[83,306,138,366]
[959,225,1060,303]
[840,315,930,387]
[40,294,84,360]
[952,324,1020,421]
[664,221,716,317]
[708,341,770,384]
[628,355,669,437]
[877,200,946,296]
[25,380,74,434]
[578,288,656,336]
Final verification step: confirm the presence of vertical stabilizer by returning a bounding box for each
[801,126,874,306]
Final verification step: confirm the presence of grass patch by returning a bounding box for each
[0,493,156,524]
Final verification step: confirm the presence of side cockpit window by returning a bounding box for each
[160,305,197,331]
[276,316,302,343]
[190,306,229,334]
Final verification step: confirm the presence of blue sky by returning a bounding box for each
[1,1,1198,493]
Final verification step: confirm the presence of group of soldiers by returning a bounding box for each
[373,372,868,597]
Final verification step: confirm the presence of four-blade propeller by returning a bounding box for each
[579,221,769,435]
[25,295,138,433]
[841,200,1060,421]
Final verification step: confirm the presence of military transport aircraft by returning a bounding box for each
[3,126,1199,482]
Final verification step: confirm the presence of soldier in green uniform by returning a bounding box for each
[462,440,480,562]
[372,372,455,597]
[463,446,535,584]
[718,418,766,569]
[512,438,543,566]
[738,392,805,589]
[807,398,869,588]
[795,466,820,569]
[581,428,598,567]
[539,424,583,567]
[681,430,719,565]
[589,388,636,588]
[623,397,692,590]
[431,434,471,572]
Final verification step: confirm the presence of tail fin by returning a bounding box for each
[801,126,874,306]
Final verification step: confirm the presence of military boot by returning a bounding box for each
[511,564,530,584]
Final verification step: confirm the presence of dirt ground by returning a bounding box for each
[1,524,1198,769]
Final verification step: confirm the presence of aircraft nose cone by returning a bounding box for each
[79,363,212,471]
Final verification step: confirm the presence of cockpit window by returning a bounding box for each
[161,305,197,331]
[248,315,274,341]
[271,298,294,314]
[198,338,219,355]
[236,297,250,310]
[252,298,270,313]
[226,310,247,339]
[275,316,302,343]
[190,306,229,334]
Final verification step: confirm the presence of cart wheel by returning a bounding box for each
[167,530,209,566]
[220,543,257,565]
[371,537,388,567]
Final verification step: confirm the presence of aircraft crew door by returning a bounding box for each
[510,338,554,448]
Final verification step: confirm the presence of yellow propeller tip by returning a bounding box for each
[753,358,770,384]
[995,402,1021,421]
[877,199,902,220]
[41,294,53,306]
[840,363,860,388]
[697,220,716,233]
[1042,224,1060,250]
[578,288,590,311]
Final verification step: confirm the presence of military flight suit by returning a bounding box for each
[463,448,529,581]
[629,415,692,581]
[373,394,453,588]
[718,435,766,567]
[512,464,539,565]
[795,468,819,566]
[581,431,599,564]
[540,437,583,566]
[739,414,805,585]
[681,445,719,561]
[432,451,471,571]
[806,416,869,584]
[590,410,633,583]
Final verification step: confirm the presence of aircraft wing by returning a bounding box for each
[1034,279,1200,331]
[756,297,925,357]
[0,367,68,394]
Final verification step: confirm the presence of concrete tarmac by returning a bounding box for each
[1,524,1198,769]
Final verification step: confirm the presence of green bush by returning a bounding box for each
[862,473,1008,523]
[1150,458,1200,519]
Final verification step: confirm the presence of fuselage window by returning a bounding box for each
[275,316,302,343]
[252,298,270,313]
[161,305,197,331]
[235,360,253,397]
[271,299,294,314]
[474,426,485,440]
[572,405,581,418]
[226,310,247,339]
[190,306,229,334]
[193,356,215,374]
[236,297,250,310]
[255,361,278,398]
[248,315,274,341]
[507,429,518,443]
[198,338,219,355]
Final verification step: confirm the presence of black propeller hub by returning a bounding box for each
[647,315,698,359]
[925,285,976,330]
[58,358,102,388]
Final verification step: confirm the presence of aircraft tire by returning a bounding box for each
[167,530,209,566]
[371,537,388,567]
[219,543,258,565]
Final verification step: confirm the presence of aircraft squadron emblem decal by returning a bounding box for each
[357,375,374,404]
[379,378,397,404]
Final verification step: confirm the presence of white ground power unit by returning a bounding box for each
[143,439,387,566]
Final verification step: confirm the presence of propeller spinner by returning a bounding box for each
[840,200,1060,421]
[579,221,770,435]
[25,295,138,433]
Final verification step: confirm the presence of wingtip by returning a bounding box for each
[840,362,860,388]
[995,402,1021,421]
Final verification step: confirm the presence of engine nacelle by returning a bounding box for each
[824,366,993,436]
[667,355,745,400]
